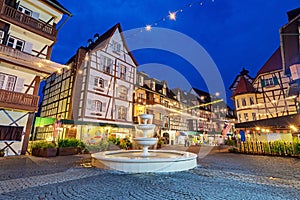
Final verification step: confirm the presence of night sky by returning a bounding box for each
[51,0,300,106]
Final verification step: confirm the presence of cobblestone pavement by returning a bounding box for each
[0,146,299,199]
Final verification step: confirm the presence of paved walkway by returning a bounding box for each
[0,146,299,199]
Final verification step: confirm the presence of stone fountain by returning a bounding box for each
[91,114,197,173]
[134,114,158,157]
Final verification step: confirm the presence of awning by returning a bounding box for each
[176,131,188,136]
[235,113,300,129]
[60,119,135,129]
[34,117,56,127]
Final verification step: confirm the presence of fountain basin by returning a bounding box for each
[134,137,158,146]
[91,150,197,173]
[136,124,155,130]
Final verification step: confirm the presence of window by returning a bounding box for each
[138,93,144,99]
[241,98,246,107]
[102,56,112,74]
[138,76,144,86]
[265,78,274,87]
[118,106,127,120]
[118,85,127,100]
[7,36,24,51]
[113,41,121,53]
[120,65,126,80]
[18,5,32,16]
[94,77,104,88]
[236,99,240,108]
[0,30,4,44]
[92,100,102,112]
[244,113,249,122]
[0,73,16,91]
[252,113,256,121]
[238,114,242,123]
[249,97,255,105]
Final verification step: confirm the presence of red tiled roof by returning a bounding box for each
[232,76,256,97]
[257,48,282,75]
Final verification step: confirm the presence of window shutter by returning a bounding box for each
[115,86,118,97]
[115,105,118,119]
[23,42,33,54]
[31,12,40,20]
[273,76,279,85]
[15,77,25,92]
[261,79,265,87]
[0,30,4,44]
[104,80,108,87]
[102,102,106,111]
[99,55,104,68]
[87,99,93,110]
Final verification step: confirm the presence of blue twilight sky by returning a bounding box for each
[51,0,300,106]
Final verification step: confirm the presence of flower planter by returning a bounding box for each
[32,148,57,157]
[57,147,78,156]
[0,151,4,157]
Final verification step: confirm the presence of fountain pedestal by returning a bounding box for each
[134,115,158,157]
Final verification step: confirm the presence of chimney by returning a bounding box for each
[87,38,93,46]
[94,33,100,41]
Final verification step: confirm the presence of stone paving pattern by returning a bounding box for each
[0,146,299,199]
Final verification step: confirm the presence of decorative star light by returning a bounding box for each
[169,11,177,21]
[145,25,152,31]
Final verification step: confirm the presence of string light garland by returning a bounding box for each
[143,0,216,31]
[47,0,218,75]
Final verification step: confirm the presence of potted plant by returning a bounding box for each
[32,141,57,157]
[57,138,85,156]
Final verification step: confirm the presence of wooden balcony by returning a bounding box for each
[0,89,39,112]
[0,44,65,75]
[0,0,57,41]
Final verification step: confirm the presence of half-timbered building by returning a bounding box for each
[0,0,71,155]
[39,23,137,144]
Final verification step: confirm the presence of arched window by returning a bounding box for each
[118,85,128,100]
[94,100,102,112]
[118,106,127,120]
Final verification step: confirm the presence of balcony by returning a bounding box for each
[0,0,57,41]
[0,44,66,75]
[0,89,39,112]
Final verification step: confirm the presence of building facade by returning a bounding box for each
[231,8,300,140]
[38,23,137,144]
[0,0,71,155]
[134,71,234,145]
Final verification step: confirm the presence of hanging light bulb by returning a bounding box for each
[169,11,177,21]
[145,25,152,31]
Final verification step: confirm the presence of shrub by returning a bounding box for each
[108,136,120,145]
[58,138,80,148]
[119,137,132,149]
[293,138,300,155]
[228,147,238,153]
[225,139,237,146]
[85,140,110,152]
[32,141,56,150]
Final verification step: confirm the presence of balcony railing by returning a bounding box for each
[0,89,39,112]
[0,0,57,40]
[0,44,66,74]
